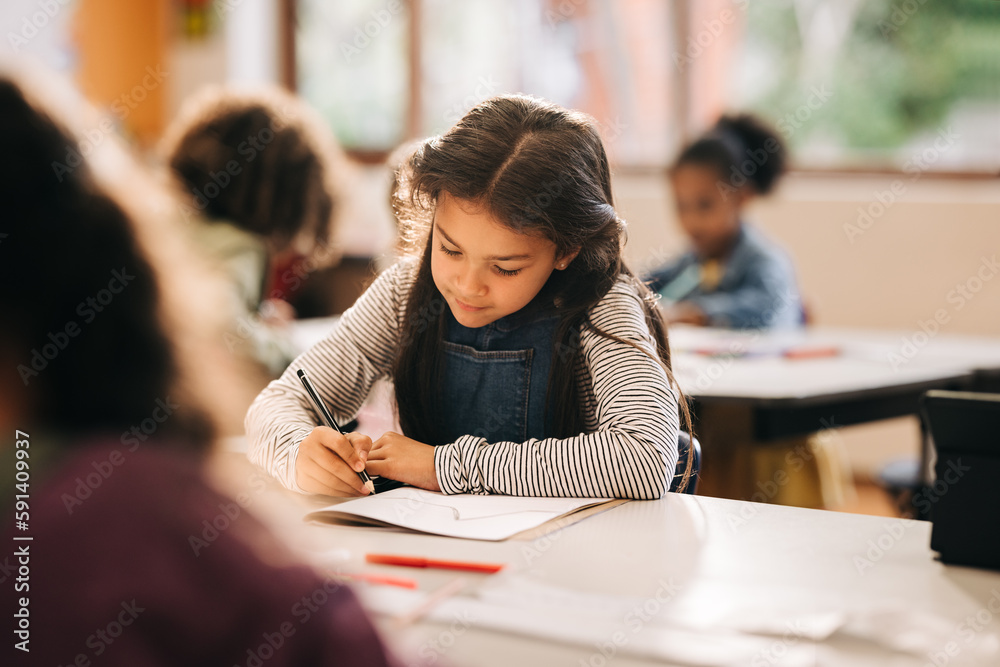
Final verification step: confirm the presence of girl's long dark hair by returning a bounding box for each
[391,94,693,491]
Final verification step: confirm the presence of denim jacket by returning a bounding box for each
[646,223,802,329]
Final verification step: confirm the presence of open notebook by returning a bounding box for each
[304,488,623,541]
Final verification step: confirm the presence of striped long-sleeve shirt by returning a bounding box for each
[245,260,680,500]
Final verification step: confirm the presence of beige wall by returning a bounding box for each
[615,170,1000,474]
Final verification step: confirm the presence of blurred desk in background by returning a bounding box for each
[670,325,1000,440]
[288,315,340,354]
[669,325,1000,504]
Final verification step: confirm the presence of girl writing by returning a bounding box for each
[246,94,691,499]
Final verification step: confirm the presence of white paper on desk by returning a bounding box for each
[304,488,613,541]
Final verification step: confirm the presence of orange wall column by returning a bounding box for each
[73,0,172,147]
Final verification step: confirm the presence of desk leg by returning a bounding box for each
[694,403,854,509]
[693,403,755,501]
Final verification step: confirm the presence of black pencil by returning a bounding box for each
[297,368,375,494]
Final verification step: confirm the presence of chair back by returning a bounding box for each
[671,431,701,494]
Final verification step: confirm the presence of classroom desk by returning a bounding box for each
[669,325,1000,441]
[215,453,1000,667]
[668,325,1000,503]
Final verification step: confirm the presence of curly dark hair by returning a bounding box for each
[162,86,339,252]
[674,113,788,195]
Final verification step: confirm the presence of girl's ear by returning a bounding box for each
[555,247,581,270]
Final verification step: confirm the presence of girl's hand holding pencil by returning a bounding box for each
[294,369,440,496]
[296,427,376,496]
[295,427,442,496]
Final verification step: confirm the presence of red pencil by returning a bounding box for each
[328,569,419,589]
[783,345,840,360]
[366,553,505,574]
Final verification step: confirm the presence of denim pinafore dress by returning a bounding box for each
[436,306,560,446]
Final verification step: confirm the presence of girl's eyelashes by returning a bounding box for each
[439,243,522,276]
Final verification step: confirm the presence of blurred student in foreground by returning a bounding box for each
[0,69,399,666]
[160,85,347,378]
[647,114,803,329]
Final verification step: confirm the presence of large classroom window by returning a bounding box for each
[295,0,1000,173]
[723,0,1000,172]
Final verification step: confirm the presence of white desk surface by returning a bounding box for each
[669,325,1000,403]
[268,320,1000,664]
[216,455,1000,667]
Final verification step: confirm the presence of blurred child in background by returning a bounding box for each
[161,86,346,377]
[647,114,803,329]
[0,69,400,667]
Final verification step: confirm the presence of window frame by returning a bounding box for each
[284,0,999,179]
